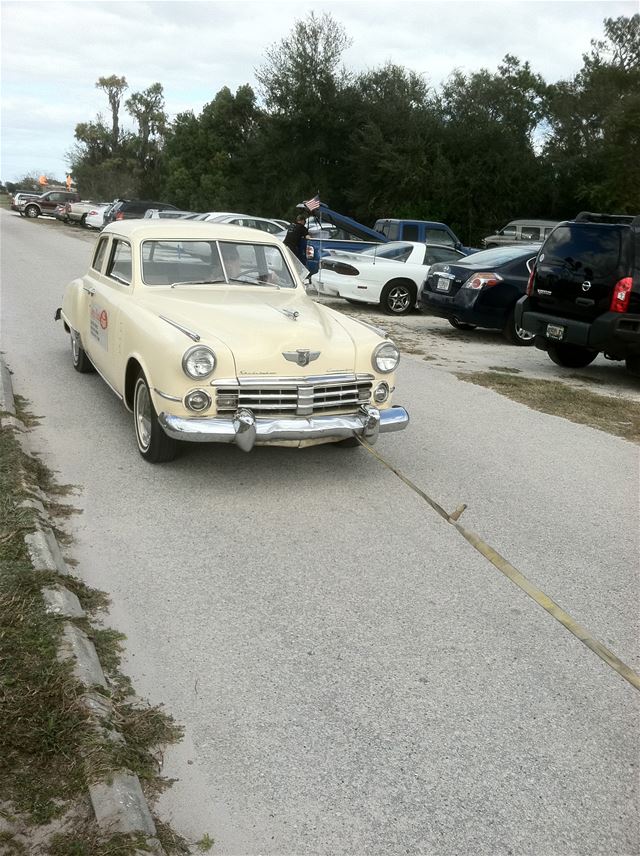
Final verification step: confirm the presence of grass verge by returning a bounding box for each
[0,406,192,853]
[458,371,640,442]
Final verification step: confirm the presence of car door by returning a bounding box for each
[84,236,133,390]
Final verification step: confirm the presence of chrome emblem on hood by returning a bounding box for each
[283,349,321,367]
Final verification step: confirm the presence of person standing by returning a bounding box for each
[283,214,309,265]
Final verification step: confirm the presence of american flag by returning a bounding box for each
[303,194,321,211]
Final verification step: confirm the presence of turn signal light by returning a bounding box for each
[115,212,124,220]
[610,277,632,313]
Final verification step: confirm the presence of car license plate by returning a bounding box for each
[436,277,450,292]
[546,323,565,341]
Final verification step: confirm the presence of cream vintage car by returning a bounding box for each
[56,220,409,462]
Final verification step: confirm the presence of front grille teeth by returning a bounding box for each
[215,380,373,416]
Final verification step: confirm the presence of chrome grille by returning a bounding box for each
[215,376,373,416]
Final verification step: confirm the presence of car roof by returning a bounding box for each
[102,220,285,244]
[504,219,558,227]
[455,244,540,264]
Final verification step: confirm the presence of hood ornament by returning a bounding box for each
[283,349,321,367]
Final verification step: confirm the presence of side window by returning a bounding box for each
[106,240,132,285]
[425,228,454,246]
[92,237,109,272]
[522,227,540,240]
[402,224,420,241]
[386,223,400,241]
[424,247,459,264]
[500,225,517,237]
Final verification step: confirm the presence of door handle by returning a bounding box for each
[575,297,594,306]
[83,285,96,296]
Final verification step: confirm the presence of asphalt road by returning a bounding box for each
[2,209,639,855]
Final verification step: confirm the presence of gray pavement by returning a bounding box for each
[1,208,639,855]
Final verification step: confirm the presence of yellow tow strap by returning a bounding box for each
[357,437,640,693]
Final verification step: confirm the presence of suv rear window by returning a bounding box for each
[542,225,623,278]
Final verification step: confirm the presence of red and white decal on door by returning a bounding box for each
[89,303,109,349]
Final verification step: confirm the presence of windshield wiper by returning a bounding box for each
[170,279,227,288]
[228,277,281,289]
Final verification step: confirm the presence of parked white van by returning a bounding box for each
[483,219,558,248]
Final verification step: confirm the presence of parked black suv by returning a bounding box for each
[516,212,640,376]
[103,199,177,226]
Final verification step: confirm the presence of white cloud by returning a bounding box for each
[1,0,636,181]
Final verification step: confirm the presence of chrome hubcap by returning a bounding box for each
[388,287,410,313]
[135,381,152,450]
[516,325,535,341]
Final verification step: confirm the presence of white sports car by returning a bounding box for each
[311,241,467,315]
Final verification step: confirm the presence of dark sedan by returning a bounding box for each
[417,245,539,345]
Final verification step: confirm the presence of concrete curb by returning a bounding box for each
[0,356,166,851]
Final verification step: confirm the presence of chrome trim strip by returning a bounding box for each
[154,388,182,402]
[158,405,409,448]
[211,372,375,387]
[348,316,389,339]
[93,364,123,401]
[159,315,201,342]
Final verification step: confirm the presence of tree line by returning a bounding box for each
[22,12,640,244]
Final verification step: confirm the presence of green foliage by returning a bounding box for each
[542,13,640,214]
[65,13,637,235]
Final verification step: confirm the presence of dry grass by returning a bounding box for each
[0,411,188,853]
[459,371,640,443]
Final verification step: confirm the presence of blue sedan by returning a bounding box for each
[417,245,540,345]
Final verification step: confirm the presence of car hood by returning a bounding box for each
[139,286,362,375]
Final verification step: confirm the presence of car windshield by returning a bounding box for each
[141,240,297,288]
[455,245,540,267]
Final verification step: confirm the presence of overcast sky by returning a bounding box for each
[1,0,636,183]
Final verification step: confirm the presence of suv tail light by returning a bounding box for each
[526,266,536,296]
[115,211,124,220]
[610,277,633,313]
[462,272,503,290]
[306,245,315,259]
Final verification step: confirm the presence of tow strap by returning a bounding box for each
[357,437,640,693]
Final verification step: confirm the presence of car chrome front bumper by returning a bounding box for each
[158,404,409,451]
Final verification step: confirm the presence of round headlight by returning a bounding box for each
[185,389,212,412]
[372,342,400,374]
[182,346,216,379]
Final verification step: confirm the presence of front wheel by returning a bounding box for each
[547,343,598,368]
[70,330,95,373]
[380,281,416,315]
[133,373,178,463]
[503,310,535,346]
[448,317,477,331]
[25,205,39,218]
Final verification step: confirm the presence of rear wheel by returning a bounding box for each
[70,330,95,373]
[80,214,87,227]
[380,281,416,315]
[547,343,598,368]
[133,373,177,463]
[448,317,477,331]
[503,310,535,346]
[625,355,640,378]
